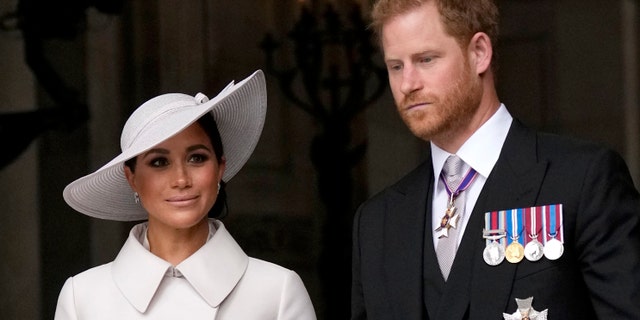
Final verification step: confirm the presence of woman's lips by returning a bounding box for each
[166,195,198,206]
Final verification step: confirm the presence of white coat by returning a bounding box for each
[54,220,317,319]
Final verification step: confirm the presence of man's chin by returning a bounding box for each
[407,123,445,142]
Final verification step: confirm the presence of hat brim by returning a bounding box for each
[63,70,266,221]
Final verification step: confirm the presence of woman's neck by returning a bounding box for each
[146,218,210,266]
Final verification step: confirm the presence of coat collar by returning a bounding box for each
[111,219,249,313]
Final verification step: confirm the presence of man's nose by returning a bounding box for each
[399,66,423,96]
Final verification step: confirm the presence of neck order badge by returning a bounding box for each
[435,159,478,239]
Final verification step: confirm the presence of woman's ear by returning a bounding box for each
[218,156,226,178]
[124,164,137,192]
[468,32,493,75]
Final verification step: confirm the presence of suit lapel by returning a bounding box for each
[470,120,549,318]
[434,120,549,319]
[384,161,433,320]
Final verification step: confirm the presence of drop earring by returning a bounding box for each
[217,182,221,195]
[134,192,140,204]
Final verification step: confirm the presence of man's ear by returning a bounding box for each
[468,32,493,75]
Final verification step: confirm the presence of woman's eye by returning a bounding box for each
[149,157,169,167]
[189,154,209,163]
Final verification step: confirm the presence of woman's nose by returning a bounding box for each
[172,164,192,188]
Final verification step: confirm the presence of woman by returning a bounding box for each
[55,70,317,319]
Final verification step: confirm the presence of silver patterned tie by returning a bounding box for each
[436,155,466,281]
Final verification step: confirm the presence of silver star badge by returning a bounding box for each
[503,297,548,320]
[434,211,460,238]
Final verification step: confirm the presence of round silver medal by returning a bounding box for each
[524,239,544,262]
[483,241,505,266]
[543,238,564,260]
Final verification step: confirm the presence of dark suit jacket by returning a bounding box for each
[351,120,640,320]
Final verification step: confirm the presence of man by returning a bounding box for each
[351,1,640,319]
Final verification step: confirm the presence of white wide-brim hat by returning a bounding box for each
[63,70,266,221]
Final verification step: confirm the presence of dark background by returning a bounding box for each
[1,0,639,319]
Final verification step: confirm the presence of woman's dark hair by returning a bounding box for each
[124,112,228,219]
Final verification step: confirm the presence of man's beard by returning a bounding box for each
[399,63,483,142]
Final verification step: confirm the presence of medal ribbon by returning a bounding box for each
[498,211,506,248]
[484,210,506,247]
[545,204,564,243]
[439,167,478,201]
[484,211,495,246]
[506,209,524,245]
[517,208,525,245]
[524,206,542,245]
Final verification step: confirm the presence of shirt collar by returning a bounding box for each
[431,104,512,178]
[111,219,249,313]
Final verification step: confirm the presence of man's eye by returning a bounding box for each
[420,57,433,63]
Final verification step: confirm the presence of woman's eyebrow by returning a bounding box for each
[186,144,212,153]
[140,148,169,159]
